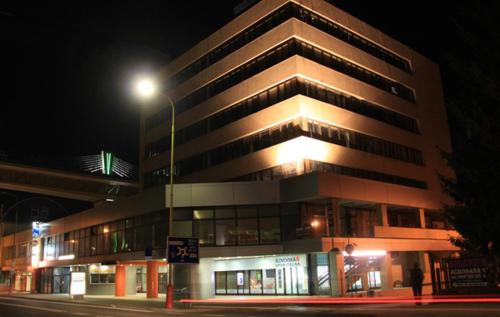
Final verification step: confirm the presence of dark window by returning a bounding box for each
[146,38,414,131]
[144,117,423,187]
[167,2,410,90]
[388,207,421,228]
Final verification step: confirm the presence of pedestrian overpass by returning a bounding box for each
[0,161,139,202]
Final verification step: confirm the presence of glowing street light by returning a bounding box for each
[134,77,157,100]
[132,75,176,309]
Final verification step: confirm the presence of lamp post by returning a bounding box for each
[134,77,176,309]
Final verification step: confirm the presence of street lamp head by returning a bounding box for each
[134,77,157,100]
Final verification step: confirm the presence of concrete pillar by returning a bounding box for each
[379,204,389,227]
[146,261,158,298]
[331,198,342,237]
[420,252,432,295]
[30,269,39,293]
[381,252,394,292]
[329,251,346,296]
[115,264,126,297]
[419,208,426,228]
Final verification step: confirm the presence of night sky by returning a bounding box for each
[0,1,471,166]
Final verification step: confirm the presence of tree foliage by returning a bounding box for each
[440,1,500,257]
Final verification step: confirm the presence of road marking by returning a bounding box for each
[0,301,65,313]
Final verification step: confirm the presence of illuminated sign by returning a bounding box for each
[70,272,86,295]
[237,272,244,286]
[58,254,75,261]
[167,237,199,264]
[32,222,40,238]
[275,255,301,268]
[101,151,114,175]
[31,241,40,268]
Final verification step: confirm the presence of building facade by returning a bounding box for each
[1,0,457,299]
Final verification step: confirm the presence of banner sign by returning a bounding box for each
[448,257,489,288]
[167,236,199,264]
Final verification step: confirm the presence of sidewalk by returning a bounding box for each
[1,292,191,310]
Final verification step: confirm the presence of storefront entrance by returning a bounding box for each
[214,254,310,295]
[53,267,70,294]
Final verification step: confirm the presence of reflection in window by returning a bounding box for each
[344,207,377,237]
[194,220,215,246]
[259,217,280,244]
[216,219,237,246]
[388,207,421,228]
[238,218,258,245]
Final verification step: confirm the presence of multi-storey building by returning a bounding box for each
[1,0,458,299]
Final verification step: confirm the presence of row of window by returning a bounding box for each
[3,206,283,261]
[307,120,424,165]
[144,118,423,187]
[235,159,427,190]
[3,205,450,261]
[42,211,168,260]
[175,205,281,246]
[145,76,419,159]
[146,38,415,131]
[169,2,410,87]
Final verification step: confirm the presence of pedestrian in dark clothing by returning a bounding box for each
[410,262,424,304]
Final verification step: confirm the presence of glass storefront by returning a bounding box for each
[214,254,310,295]
[344,255,383,292]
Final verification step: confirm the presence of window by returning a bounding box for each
[216,219,237,246]
[259,217,281,244]
[237,218,258,245]
[90,273,115,284]
[388,207,421,228]
[146,38,414,132]
[193,220,215,246]
[193,209,213,219]
[165,2,410,93]
[344,207,378,237]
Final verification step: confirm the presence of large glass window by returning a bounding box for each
[250,270,263,294]
[194,220,215,246]
[216,219,237,246]
[388,207,421,228]
[215,272,227,294]
[237,219,258,245]
[344,207,378,237]
[259,217,280,244]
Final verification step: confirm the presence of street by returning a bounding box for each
[0,296,500,317]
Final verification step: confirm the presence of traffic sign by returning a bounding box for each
[167,236,199,264]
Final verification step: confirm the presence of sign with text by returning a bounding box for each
[167,236,199,264]
[70,272,86,295]
[32,222,40,238]
[448,257,488,288]
[275,255,301,268]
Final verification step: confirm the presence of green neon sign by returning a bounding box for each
[101,151,114,175]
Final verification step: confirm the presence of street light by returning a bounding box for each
[133,76,176,309]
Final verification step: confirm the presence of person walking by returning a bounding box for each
[410,262,424,304]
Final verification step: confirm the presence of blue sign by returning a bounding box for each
[32,222,40,238]
[167,236,199,264]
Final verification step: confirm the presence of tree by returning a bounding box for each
[440,1,500,259]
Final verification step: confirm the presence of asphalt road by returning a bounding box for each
[1,296,500,317]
